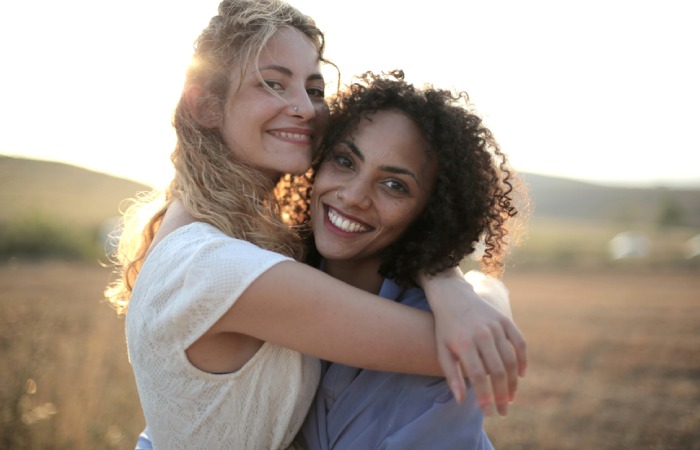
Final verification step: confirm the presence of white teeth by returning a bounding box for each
[274,131,310,141]
[328,207,370,232]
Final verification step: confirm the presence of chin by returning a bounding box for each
[286,159,312,176]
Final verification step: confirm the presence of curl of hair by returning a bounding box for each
[305,70,528,286]
[105,0,327,315]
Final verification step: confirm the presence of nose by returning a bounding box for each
[288,88,316,121]
[339,178,372,210]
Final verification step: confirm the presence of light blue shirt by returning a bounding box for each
[297,278,494,449]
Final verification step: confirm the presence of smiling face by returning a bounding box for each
[219,26,329,181]
[311,110,438,275]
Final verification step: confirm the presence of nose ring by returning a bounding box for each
[292,105,299,112]
[336,190,342,200]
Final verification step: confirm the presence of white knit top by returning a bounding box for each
[126,222,320,450]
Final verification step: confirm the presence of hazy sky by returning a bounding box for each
[1,0,698,188]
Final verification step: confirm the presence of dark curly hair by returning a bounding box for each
[292,70,526,285]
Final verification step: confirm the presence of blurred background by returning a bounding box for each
[1,0,698,449]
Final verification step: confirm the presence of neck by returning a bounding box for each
[324,259,384,294]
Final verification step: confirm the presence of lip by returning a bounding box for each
[323,204,373,235]
[268,127,313,144]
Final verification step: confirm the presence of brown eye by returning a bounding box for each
[329,149,353,169]
[307,87,325,98]
[383,179,409,193]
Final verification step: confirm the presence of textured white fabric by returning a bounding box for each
[464,270,513,319]
[126,222,321,450]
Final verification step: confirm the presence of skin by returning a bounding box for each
[219,27,329,181]
[311,110,437,294]
[154,27,525,416]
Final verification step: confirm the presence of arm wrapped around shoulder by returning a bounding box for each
[464,270,512,319]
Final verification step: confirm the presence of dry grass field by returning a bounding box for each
[1,261,698,449]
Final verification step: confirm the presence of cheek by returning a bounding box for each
[312,165,334,192]
[220,110,246,146]
[383,203,411,231]
[310,174,330,214]
[386,203,426,234]
[310,191,320,216]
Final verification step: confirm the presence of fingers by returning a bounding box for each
[474,326,510,416]
[495,328,519,403]
[488,323,519,414]
[450,319,525,417]
[450,336,494,416]
[437,344,467,403]
[504,318,528,378]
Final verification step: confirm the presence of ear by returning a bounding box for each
[183,84,222,129]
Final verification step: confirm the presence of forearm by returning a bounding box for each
[218,261,445,376]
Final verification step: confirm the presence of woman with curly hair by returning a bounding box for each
[297,70,524,449]
[107,1,526,448]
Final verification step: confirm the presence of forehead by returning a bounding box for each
[258,26,320,71]
[353,111,430,162]
[348,110,437,186]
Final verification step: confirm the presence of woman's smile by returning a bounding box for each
[325,205,373,234]
[268,127,314,144]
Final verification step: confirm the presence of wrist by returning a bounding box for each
[421,267,479,312]
[416,265,464,288]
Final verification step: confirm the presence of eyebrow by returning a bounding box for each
[258,64,325,82]
[341,140,420,184]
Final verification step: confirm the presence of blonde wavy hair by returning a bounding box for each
[105,0,327,315]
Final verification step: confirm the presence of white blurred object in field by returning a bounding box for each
[683,234,700,259]
[608,231,650,260]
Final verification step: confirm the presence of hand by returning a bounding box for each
[419,267,527,416]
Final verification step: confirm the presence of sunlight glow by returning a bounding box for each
[1,0,698,188]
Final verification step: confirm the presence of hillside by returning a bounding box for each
[2,155,699,229]
[521,173,700,227]
[0,155,152,228]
